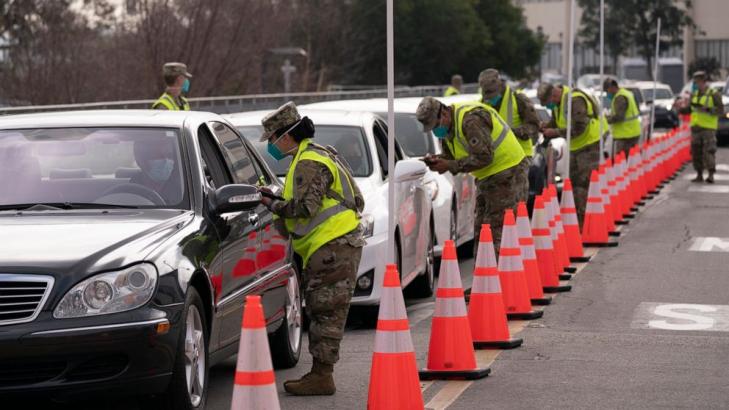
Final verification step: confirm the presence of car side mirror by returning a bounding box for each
[393,158,427,182]
[211,184,261,214]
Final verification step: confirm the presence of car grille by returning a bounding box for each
[0,274,54,326]
[0,359,67,387]
[65,355,128,381]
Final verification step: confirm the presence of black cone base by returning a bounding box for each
[564,266,578,273]
[544,284,572,293]
[531,296,552,305]
[474,337,524,350]
[559,273,572,280]
[570,255,592,262]
[630,206,640,212]
[624,212,636,219]
[507,310,544,320]
[615,219,629,225]
[419,367,490,381]
[583,241,619,247]
[609,231,621,237]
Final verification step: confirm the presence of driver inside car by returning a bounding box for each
[129,137,182,205]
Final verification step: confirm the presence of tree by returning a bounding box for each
[578,0,696,79]
[688,56,721,80]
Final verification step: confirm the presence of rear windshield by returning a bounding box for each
[375,112,435,157]
[238,125,372,177]
[0,127,188,209]
[643,88,673,100]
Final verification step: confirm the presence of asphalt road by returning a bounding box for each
[15,146,729,410]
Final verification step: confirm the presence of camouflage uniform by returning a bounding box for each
[689,89,723,174]
[152,62,192,110]
[606,94,639,158]
[435,105,529,255]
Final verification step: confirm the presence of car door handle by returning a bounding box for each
[248,213,260,227]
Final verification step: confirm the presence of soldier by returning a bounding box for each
[444,74,463,97]
[151,62,192,110]
[258,102,365,396]
[685,71,723,183]
[480,68,540,165]
[603,77,641,158]
[416,96,528,256]
[538,83,602,227]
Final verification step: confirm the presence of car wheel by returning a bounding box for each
[405,226,435,298]
[151,287,209,410]
[269,269,303,369]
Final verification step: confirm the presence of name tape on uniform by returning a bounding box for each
[631,302,729,332]
[689,237,729,252]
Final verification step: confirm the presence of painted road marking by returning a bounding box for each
[716,164,729,172]
[631,302,729,331]
[689,237,729,252]
[688,185,729,193]
[683,173,729,181]
[425,381,473,410]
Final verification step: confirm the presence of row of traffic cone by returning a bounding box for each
[229,125,692,409]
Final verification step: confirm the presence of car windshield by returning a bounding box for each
[0,127,188,209]
[642,88,673,100]
[238,125,372,177]
[375,112,435,157]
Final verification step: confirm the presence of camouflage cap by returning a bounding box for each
[416,96,443,132]
[163,62,192,78]
[260,101,301,141]
[537,83,555,105]
[692,70,707,80]
[451,74,463,84]
[479,68,501,99]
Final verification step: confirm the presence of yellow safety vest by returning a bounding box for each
[494,85,533,156]
[152,92,191,111]
[553,86,601,151]
[690,88,718,130]
[283,139,360,268]
[610,88,641,139]
[444,86,460,97]
[446,102,525,181]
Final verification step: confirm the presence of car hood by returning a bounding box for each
[0,209,194,274]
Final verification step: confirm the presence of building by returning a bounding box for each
[515,0,729,83]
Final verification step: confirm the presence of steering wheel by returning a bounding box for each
[98,183,166,206]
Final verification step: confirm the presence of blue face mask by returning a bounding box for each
[486,95,502,107]
[267,141,285,161]
[182,78,191,94]
[148,159,174,182]
[692,83,699,92]
[432,126,449,139]
[606,92,615,102]
[546,102,557,110]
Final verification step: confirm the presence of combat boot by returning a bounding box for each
[706,172,715,184]
[283,360,336,396]
[691,172,703,183]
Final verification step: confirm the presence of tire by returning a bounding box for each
[150,287,209,410]
[358,305,380,328]
[405,226,435,298]
[269,269,303,369]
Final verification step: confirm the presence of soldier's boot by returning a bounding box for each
[692,172,704,183]
[706,171,715,184]
[283,360,335,396]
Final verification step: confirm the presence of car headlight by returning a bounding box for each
[361,214,375,238]
[54,263,158,319]
[424,179,439,201]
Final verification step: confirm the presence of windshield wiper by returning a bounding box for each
[0,202,139,211]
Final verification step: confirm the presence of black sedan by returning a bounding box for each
[0,110,302,408]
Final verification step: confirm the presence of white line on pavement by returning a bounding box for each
[688,237,729,252]
[683,173,729,181]
[631,302,729,331]
[688,185,729,193]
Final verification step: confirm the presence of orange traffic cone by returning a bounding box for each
[368,264,424,409]
[543,187,570,280]
[549,184,576,275]
[468,224,525,348]
[582,170,618,247]
[498,210,544,320]
[230,295,280,410]
[560,179,590,262]
[599,164,620,238]
[532,196,571,293]
[516,202,551,306]
[606,158,626,226]
[420,240,490,380]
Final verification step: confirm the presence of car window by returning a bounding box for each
[375,112,435,157]
[238,124,372,178]
[643,88,673,101]
[626,88,643,105]
[209,121,265,186]
[0,127,188,209]
[197,125,232,189]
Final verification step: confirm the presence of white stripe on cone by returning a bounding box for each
[374,329,415,353]
[434,297,468,318]
[472,275,502,294]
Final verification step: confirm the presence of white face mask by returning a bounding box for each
[147,159,174,182]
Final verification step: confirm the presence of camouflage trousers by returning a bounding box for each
[570,142,600,227]
[303,241,361,365]
[613,136,639,159]
[691,128,717,173]
[474,158,529,257]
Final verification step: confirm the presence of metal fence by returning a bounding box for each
[0,83,481,116]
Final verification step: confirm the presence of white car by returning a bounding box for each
[301,98,476,258]
[225,109,435,313]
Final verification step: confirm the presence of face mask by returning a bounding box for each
[486,94,502,107]
[546,102,557,110]
[606,92,615,102]
[692,83,699,92]
[182,78,191,94]
[432,126,449,139]
[148,159,174,182]
[267,132,294,161]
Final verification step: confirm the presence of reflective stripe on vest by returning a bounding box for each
[151,93,190,111]
[690,89,718,130]
[283,139,360,268]
[610,88,642,139]
[497,85,533,156]
[446,102,525,181]
[553,86,602,151]
[444,86,460,97]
